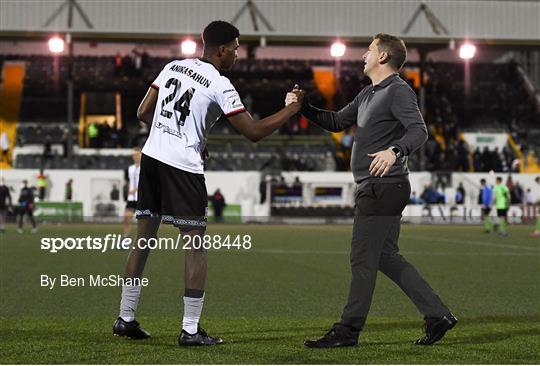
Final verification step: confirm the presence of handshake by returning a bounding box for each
[284,84,306,112]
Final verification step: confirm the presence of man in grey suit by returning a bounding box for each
[288,34,457,348]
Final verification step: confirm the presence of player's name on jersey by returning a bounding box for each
[40,274,149,289]
[169,64,211,88]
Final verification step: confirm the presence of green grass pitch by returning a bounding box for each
[1,223,539,364]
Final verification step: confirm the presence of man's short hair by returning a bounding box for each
[480,179,486,184]
[202,21,240,48]
[496,177,502,182]
[373,33,407,71]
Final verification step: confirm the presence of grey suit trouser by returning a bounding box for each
[340,180,450,330]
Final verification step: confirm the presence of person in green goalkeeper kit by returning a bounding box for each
[493,177,510,236]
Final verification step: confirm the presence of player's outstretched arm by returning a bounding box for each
[227,89,304,142]
[286,91,358,132]
[137,87,158,125]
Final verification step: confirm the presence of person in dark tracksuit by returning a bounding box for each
[0,179,12,232]
[17,180,38,234]
[292,34,457,348]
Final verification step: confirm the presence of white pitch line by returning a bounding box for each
[245,249,346,255]
[401,234,540,252]
[402,251,540,256]
[239,249,540,256]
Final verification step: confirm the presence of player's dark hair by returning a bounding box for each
[373,33,407,71]
[480,179,486,184]
[496,176,502,182]
[202,21,240,48]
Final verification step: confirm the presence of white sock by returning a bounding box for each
[182,294,205,334]
[119,285,142,322]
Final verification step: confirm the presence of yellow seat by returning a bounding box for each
[0,62,25,169]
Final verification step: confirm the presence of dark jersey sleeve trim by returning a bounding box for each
[225,108,246,117]
[150,83,159,90]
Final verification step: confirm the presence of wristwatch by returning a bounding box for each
[389,146,402,158]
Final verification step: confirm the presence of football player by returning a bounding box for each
[123,146,141,239]
[493,177,510,236]
[113,20,304,346]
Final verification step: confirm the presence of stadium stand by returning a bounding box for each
[2,54,538,172]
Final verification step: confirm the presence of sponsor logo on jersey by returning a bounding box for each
[227,93,243,109]
[155,122,185,140]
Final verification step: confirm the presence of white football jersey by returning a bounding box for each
[142,58,245,174]
[127,163,140,201]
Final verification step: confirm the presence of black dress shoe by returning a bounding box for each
[304,323,359,348]
[178,326,223,346]
[415,313,458,345]
[113,317,151,339]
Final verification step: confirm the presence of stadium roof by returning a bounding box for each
[1,0,539,46]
